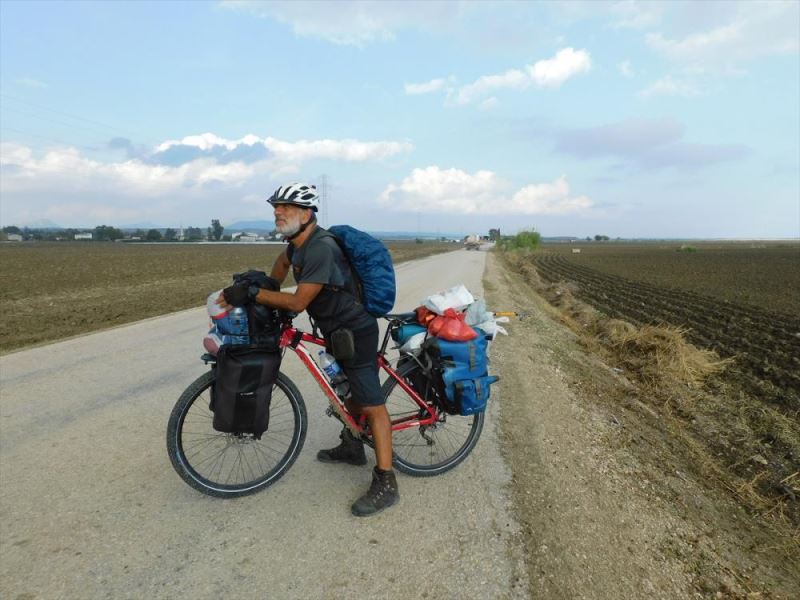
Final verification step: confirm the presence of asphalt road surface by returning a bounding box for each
[1,249,526,600]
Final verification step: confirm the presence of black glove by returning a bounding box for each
[262,275,280,292]
[222,283,251,307]
[233,269,280,292]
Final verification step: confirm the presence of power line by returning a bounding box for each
[0,92,131,137]
[1,104,121,139]
[0,126,97,152]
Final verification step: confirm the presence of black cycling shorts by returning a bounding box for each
[338,320,383,407]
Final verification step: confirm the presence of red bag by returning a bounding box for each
[415,306,436,327]
[427,309,477,342]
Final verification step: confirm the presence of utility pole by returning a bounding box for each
[319,174,329,228]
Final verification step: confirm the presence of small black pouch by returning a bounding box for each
[329,328,356,361]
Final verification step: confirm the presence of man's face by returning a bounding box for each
[274,204,308,236]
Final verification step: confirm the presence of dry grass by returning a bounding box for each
[605,325,731,389]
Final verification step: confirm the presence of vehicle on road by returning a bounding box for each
[166,311,485,498]
[464,235,481,251]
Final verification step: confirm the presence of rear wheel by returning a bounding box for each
[167,370,307,498]
[382,360,484,476]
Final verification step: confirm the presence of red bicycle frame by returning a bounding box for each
[278,323,440,436]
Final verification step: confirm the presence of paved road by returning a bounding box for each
[0,249,526,599]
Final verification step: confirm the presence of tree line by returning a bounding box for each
[2,220,229,242]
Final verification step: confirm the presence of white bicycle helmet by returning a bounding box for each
[267,183,320,212]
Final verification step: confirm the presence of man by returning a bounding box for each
[217,182,399,517]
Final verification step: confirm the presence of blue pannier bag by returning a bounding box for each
[327,225,396,317]
[391,323,427,345]
[424,329,500,415]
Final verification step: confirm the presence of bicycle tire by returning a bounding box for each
[166,370,307,498]
[383,360,484,477]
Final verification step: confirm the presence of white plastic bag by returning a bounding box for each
[465,299,492,326]
[207,289,226,319]
[475,316,509,339]
[399,331,427,354]
[423,284,475,315]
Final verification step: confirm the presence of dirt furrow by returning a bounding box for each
[533,255,800,412]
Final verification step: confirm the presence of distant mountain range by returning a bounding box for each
[120,221,164,230]
[15,219,63,229]
[223,220,275,234]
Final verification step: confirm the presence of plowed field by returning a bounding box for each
[533,251,800,413]
[0,240,456,352]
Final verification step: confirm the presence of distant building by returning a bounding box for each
[6,233,23,242]
[74,233,93,240]
[232,232,258,242]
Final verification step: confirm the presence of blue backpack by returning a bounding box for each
[424,329,500,416]
[327,225,396,317]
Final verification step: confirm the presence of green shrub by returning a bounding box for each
[499,230,541,251]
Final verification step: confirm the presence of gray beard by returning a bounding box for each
[276,219,301,237]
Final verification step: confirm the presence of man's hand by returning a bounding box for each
[221,283,250,307]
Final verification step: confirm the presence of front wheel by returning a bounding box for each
[382,359,484,477]
[167,370,307,498]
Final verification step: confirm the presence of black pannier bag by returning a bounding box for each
[210,345,281,438]
[396,354,448,412]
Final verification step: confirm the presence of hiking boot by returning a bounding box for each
[317,427,367,466]
[351,467,399,517]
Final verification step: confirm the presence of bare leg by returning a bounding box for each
[359,405,393,470]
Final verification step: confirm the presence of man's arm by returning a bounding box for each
[216,281,322,312]
[270,250,291,284]
[253,283,322,312]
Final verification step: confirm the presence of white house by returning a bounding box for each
[232,232,258,242]
[74,233,93,240]
[6,233,23,242]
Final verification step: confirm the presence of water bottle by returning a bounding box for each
[318,351,351,398]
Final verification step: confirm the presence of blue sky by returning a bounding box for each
[1,0,798,238]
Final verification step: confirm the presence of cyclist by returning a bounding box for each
[217,182,399,516]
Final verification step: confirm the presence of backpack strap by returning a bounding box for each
[286,232,361,301]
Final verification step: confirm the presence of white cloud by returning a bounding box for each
[479,97,498,110]
[16,77,48,88]
[221,0,459,46]
[647,25,740,60]
[1,143,255,196]
[510,176,593,216]
[153,133,412,164]
[155,133,258,153]
[639,75,699,98]
[618,60,634,78]
[379,166,592,215]
[456,47,591,104]
[457,68,529,104]
[3,133,411,195]
[646,2,799,67]
[404,77,452,95]
[265,137,412,162]
[529,47,592,88]
[611,1,663,29]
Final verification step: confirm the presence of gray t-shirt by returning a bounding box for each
[287,226,373,334]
